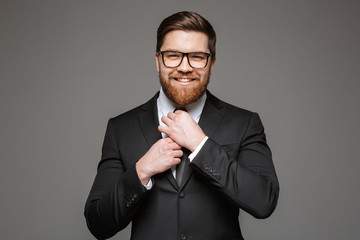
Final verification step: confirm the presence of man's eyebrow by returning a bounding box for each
[160,49,179,51]
[161,49,209,53]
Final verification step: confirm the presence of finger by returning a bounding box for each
[167,112,176,119]
[161,115,172,126]
[158,125,169,135]
[163,137,174,143]
[173,149,183,158]
[172,158,181,165]
[170,142,182,150]
[159,139,181,151]
[160,141,180,151]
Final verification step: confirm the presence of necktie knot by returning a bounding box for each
[174,107,187,113]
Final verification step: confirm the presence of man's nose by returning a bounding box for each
[176,56,193,72]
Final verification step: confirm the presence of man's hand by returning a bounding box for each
[136,138,182,185]
[158,110,206,152]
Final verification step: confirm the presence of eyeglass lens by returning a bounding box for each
[162,51,210,68]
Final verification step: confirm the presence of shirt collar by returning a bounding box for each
[158,88,207,121]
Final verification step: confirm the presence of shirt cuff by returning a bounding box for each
[188,136,208,162]
[143,178,153,190]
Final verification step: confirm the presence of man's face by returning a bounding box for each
[156,30,216,107]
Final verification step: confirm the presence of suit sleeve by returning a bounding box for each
[190,112,279,219]
[84,119,147,239]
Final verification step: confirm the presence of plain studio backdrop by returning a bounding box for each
[1,0,359,239]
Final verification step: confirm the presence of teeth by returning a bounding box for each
[177,78,192,82]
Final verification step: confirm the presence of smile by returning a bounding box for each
[174,78,195,82]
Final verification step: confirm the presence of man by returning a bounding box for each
[85,11,279,240]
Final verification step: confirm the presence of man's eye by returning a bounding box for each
[166,53,181,58]
[191,55,205,60]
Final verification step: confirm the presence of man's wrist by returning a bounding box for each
[135,162,151,186]
[189,133,207,152]
[188,136,208,162]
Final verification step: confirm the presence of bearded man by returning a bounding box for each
[85,11,279,240]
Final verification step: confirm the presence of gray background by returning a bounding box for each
[1,0,359,239]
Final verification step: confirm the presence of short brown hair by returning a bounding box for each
[156,11,216,57]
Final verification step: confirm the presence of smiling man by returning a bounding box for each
[85,11,279,240]
[157,30,213,108]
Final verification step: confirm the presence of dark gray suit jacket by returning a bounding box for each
[85,91,279,240]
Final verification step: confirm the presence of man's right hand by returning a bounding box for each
[136,138,183,185]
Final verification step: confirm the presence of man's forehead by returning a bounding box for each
[161,30,209,52]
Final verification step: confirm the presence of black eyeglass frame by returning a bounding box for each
[158,50,212,69]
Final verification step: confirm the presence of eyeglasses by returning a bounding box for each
[158,51,212,69]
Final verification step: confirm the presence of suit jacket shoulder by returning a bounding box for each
[110,92,159,125]
[206,91,254,117]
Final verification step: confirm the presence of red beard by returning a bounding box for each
[160,73,209,107]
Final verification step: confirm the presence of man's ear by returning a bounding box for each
[155,52,160,73]
[209,56,216,74]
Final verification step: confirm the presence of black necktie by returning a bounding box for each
[174,107,189,186]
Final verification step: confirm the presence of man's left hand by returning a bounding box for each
[158,110,206,152]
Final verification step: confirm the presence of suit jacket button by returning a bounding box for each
[180,234,187,240]
[179,192,185,199]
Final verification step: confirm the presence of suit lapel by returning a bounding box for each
[138,93,162,148]
[179,91,226,190]
[137,92,179,190]
[199,91,226,139]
